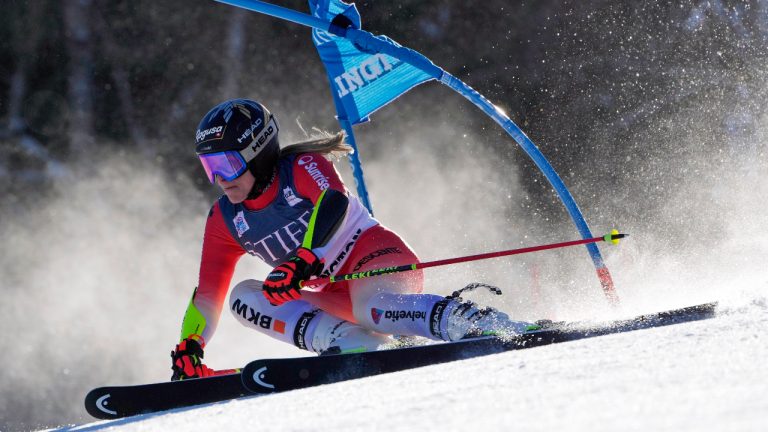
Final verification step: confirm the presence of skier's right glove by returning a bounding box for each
[171,337,214,381]
[263,247,323,305]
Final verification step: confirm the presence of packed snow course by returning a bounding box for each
[52,296,767,432]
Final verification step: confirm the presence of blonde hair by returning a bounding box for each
[280,131,354,160]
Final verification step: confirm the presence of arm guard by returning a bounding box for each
[180,287,207,345]
[302,188,349,250]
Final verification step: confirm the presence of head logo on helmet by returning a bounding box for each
[237,118,263,145]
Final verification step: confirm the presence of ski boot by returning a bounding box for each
[436,283,537,341]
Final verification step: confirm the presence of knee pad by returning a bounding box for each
[229,279,319,350]
[229,279,390,353]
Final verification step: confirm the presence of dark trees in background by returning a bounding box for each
[0,0,766,193]
[63,0,96,156]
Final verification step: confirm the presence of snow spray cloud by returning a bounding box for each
[526,66,768,319]
[603,97,768,313]
[0,154,203,430]
[0,151,283,431]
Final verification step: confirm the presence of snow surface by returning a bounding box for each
[52,299,768,432]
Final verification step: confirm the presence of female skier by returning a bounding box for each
[171,99,527,380]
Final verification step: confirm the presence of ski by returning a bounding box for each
[242,302,717,393]
[84,302,716,419]
[84,371,248,420]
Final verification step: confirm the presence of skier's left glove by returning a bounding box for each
[263,247,323,305]
[171,337,214,381]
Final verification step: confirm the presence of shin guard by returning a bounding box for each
[360,292,451,340]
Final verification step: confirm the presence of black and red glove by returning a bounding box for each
[263,247,323,305]
[171,337,214,381]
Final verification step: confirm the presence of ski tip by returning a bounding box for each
[85,388,119,420]
[603,229,627,245]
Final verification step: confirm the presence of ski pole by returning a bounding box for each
[300,230,627,289]
[212,368,241,376]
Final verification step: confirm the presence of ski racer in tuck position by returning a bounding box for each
[171,98,530,380]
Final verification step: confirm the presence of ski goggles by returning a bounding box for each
[198,150,248,183]
[197,116,279,183]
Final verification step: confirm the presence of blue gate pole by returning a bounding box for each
[339,118,374,214]
[212,0,619,305]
